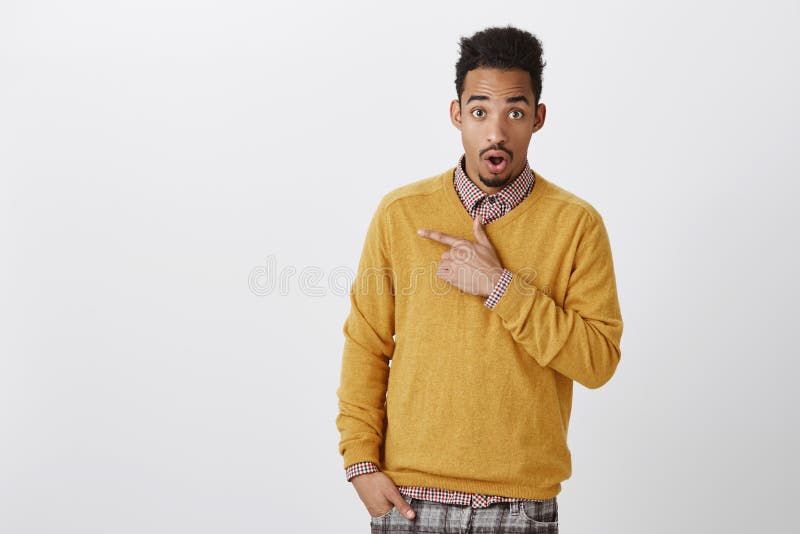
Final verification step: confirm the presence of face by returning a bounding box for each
[450,67,546,193]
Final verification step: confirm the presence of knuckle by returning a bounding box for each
[453,247,471,263]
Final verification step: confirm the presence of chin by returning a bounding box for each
[479,174,513,188]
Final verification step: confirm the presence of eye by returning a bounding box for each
[471,109,485,119]
[509,110,524,119]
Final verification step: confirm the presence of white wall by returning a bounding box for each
[1,1,798,532]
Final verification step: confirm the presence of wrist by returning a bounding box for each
[486,267,505,297]
[484,268,513,308]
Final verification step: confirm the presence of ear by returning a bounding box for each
[449,99,462,131]
[532,102,547,133]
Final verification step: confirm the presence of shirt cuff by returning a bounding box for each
[345,461,380,482]
[484,268,513,309]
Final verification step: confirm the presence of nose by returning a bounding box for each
[486,115,508,146]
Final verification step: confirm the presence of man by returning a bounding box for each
[336,26,623,534]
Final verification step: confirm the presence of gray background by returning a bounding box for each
[2,1,798,532]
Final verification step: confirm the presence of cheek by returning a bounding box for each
[514,120,536,136]
[460,123,482,145]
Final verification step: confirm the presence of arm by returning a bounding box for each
[335,197,395,469]
[491,211,623,389]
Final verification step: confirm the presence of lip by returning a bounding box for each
[482,150,510,174]
[482,149,510,161]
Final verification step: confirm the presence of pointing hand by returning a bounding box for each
[417,215,504,297]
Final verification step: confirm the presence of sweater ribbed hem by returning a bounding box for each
[381,469,561,501]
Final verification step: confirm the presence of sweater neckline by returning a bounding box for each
[440,165,548,231]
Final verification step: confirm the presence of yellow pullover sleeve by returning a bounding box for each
[492,209,623,389]
[335,197,395,469]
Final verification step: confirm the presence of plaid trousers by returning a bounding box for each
[369,493,559,533]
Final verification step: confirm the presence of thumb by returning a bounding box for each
[473,214,491,247]
[392,493,416,519]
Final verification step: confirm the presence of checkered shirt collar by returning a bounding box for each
[453,154,535,214]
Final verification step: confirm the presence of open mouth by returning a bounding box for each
[483,151,509,174]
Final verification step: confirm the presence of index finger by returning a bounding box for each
[417,228,462,247]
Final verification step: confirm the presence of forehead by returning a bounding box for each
[462,67,533,100]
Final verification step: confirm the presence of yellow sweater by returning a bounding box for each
[335,166,623,500]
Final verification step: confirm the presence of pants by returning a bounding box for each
[369,493,559,533]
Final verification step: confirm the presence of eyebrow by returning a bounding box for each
[466,94,530,105]
[506,95,530,105]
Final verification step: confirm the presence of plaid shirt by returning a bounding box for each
[344,155,540,508]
